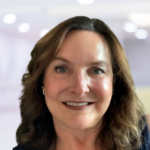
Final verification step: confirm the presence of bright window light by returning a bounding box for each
[3,14,16,24]
[134,29,148,39]
[18,23,30,33]
[123,22,137,33]
[78,0,94,5]
[128,13,150,27]
[40,29,49,37]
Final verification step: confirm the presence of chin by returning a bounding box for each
[67,115,100,131]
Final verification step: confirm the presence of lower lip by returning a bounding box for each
[62,102,95,110]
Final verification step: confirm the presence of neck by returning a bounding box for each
[54,125,102,150]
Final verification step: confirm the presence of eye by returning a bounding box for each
[89,67,103,74]
[55,65,68,73]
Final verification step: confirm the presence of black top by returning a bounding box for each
[13,124,150,150]
[140,123,150,150]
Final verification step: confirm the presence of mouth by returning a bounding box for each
[62,102,95,110]
[63,102,94,106]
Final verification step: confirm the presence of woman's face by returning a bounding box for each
[44,30,113,131]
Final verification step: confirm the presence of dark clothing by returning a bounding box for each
[13,145,32,150]
[140,123,150,150]
[13,124,150,150]
[13,145,37,150]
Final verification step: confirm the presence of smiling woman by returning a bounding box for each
[13,16,150,150]
[43,30,113,134]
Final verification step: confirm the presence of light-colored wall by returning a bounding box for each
[136,87,150,114]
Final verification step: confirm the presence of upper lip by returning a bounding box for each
[63,101,95,103]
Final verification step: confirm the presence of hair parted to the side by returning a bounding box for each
[16,16,145,150]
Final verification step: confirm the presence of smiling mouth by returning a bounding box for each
[63,102,94,106]
[62,102,95,110]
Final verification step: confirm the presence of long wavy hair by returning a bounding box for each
[16,16,145,150]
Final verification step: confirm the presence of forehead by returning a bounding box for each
[56,30,111,66]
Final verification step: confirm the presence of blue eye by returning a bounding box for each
[90,68,102,74]
[55,66,67,73]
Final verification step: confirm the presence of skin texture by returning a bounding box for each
[44,31,113,150]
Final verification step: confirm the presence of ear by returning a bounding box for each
[42,86,45,95]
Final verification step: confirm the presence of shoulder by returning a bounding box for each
[145,114,150,133]
[13,145,24,150]
[13,145,26,150]
[13,145,32,150]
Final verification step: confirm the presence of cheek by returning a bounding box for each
[44,79,65,113]
[44,77,69,101]
[44,80,60,100]
[90,78,113,101]
[90,78,113,116]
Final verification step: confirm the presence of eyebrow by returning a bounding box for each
[52,57,70,63]
[52,57,110,68]
[90,61,110,68]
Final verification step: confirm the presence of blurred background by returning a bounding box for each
[0,0,150,149]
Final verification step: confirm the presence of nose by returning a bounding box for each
[69,71,90,97]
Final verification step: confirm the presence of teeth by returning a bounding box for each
[65,102,88,106]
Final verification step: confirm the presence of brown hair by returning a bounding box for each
[16,16,145,150]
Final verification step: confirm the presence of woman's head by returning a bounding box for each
[16,16,144,150]
[43,30,113,131]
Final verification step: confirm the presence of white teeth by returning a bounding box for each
[65,102,88,106]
